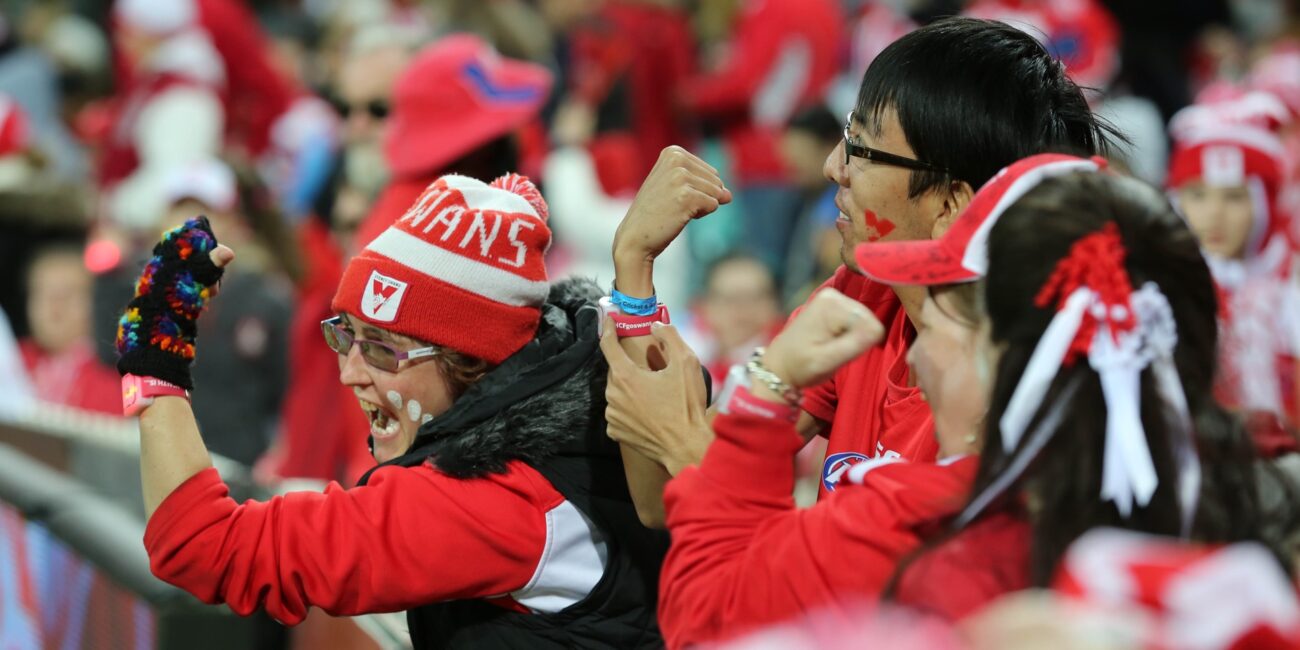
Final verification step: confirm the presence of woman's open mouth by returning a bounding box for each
[357,398,402,439]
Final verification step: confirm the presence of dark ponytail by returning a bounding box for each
[891,173,1284,594]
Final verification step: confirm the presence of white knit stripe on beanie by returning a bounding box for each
[366,229,549,307]
[365,174,549,309]
[441,175,542,221]
[1176,124,1287,162]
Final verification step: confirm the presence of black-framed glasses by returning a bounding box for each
[842,112,949,174]
[331,98,390,120]
[321,316,438,372]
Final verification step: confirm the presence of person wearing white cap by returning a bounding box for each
[162,158,237,220]
[102,0,226,230]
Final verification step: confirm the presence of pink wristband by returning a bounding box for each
[608,304,671,338]
[122,374,190,416]
[727,385,800,423]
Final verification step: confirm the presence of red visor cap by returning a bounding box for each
[854,154,1107,286]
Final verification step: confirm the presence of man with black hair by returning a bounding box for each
[602,17,1118,523]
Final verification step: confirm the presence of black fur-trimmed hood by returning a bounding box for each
[360,277,608,482]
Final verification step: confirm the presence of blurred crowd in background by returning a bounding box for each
[0,0,1297,498]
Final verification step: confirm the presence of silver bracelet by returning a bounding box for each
[745,347,802,406]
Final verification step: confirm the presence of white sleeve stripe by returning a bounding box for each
[751,37,812,128]
[512,500,608,614]
[843,456,904,485]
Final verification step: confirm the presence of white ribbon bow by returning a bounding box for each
[995,282,1199,529]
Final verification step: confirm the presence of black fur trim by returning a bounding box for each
[360,277,609,482]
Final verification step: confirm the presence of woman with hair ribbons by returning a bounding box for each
[1166,93,1300,458]
[113,173,668,648]
[602,154,1279,647]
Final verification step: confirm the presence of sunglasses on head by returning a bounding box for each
[842,111,949,175]
[332,98,391,120]
[321,316,438,372]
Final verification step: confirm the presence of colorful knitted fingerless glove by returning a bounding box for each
[115,217,225,390]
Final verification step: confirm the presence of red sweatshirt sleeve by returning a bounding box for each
[659,410,976,648]
[143,461,556,625]
[800,374,837,425]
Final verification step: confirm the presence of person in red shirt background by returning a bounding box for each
[192,0,298,158]
[543,0,696,197]
[679,0,841,274]
[677,250,832,500]
[100,0,225,230]
[680,251,782,386]
[1165,92,1300,458]
[109,0,300,160]
[602,17,1121,524]
[19,245,120,415]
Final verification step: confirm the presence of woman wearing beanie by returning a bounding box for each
[1166,95,1300,457]
[115,173,668,648]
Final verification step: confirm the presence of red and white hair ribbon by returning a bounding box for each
[993,224,1199,528]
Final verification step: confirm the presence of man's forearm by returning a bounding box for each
[612,249,674,526]
[619,446,671,528]
[612,249,656,298]
[139,396,213,518]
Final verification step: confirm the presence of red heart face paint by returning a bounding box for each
[863,209,896,242]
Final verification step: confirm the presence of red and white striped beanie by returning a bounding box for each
[1167,97,1288,258]
[332,173,551,364]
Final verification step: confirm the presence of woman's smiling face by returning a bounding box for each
[335,313,455,463]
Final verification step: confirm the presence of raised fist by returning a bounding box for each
[115,216,233,389]
[762,289,885,389]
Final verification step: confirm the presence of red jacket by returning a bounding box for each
[144,460,592,625]
[800,267,938,499]
[892,511,1032,621]
[657,402,976,648]
[568,3,696,184]
[681,0,841,184]
[197,0,298,155]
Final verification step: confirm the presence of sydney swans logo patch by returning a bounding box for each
[822,452,871,492]
[362,270,408,322]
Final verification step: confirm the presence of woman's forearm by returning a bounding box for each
[139,396,213,517]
